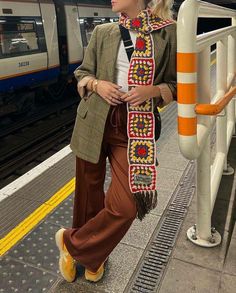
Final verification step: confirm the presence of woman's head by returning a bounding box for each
[111,0,174,20]
[111,0,150,13]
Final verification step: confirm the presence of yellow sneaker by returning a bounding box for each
[85,257,108,282]
[55,228,76,282]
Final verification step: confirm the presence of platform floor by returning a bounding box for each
[158,136,236,293]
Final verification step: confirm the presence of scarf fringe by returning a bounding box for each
[133,189,158,221]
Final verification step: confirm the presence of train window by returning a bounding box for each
[79,17,118,47]
[0,17,46,58]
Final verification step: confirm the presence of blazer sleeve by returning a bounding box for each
[156,23,177,108]
[73,25,99,100]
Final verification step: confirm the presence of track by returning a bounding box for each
[0,97,80,188]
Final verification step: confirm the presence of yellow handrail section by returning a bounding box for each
[195,82,236,115]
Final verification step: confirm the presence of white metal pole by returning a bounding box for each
[227,20,236,141]
[216,37,228,171]
[232,17,236,122]
[196,47,212,242]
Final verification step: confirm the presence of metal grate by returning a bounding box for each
[126,160,196,292]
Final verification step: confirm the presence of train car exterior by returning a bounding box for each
[0,0,117,117]
[0,1,57,93]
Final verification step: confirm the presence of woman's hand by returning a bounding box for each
[120,85,161,107]
[96,80,126,106]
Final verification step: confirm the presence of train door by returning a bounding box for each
[63,3,83,77]
[39,0,60,82]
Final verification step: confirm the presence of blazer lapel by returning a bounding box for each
[104,23,169,84]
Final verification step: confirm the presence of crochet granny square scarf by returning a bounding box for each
[118,7,174,220]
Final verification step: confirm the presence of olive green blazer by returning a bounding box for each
[70,21,177,163]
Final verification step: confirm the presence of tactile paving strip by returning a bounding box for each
[7,221,62,275]
[0,256,57,293]
[47,195,74,227]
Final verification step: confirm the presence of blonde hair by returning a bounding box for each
[144,0,175,21]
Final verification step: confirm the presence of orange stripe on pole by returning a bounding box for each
[177,83,197,104]
[177,52,197,73]
[178,116,197,136]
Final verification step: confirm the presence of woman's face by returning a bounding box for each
[111,0,141,14]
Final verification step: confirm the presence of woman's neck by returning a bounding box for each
[122,7,145,18]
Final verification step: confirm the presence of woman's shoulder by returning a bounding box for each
[163,21,176,42]
[163,21,177,33]
[151,20,176,40]
[96,22,119,34]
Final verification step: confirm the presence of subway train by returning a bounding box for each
[0,0,118,119]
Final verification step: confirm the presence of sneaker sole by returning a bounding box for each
[85,269,104,282]
[85,256,109,282]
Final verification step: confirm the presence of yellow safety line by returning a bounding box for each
[0,57,217,256]
[0,178,75,256]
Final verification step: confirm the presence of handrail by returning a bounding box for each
[198,1,236,18]
[195,83,236,115]
[196,26,236,52]
[177,0,236,248]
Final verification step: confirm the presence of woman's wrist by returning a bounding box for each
[88,79,100,94]
[92,79,99,93]
[152,85,161,99]
[87,78,96,92]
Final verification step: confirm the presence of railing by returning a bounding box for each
[177,0,236,247]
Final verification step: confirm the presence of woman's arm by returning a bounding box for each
[155,23,177,108]
[73,25,99,100]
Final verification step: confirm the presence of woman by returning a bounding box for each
[55,0,177,283]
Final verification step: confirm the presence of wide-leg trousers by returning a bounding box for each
[63,102,137,273]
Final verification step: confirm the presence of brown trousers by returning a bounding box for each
[63,103,137,273]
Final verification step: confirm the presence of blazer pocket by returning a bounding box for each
[77,99,89,119]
